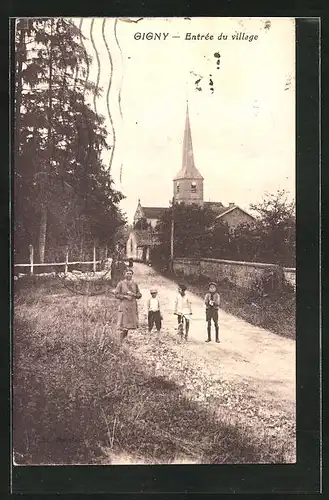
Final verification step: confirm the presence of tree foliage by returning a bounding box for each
[134,217,150,230]
[153,191,295,268]
[14,18,125,263]
[155,202,218,258]
[248,190,295,265]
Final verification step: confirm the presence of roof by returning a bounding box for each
[204,201,228,215]
[141,206,168,219]
[173,102,204,181]
[215,205,255,221]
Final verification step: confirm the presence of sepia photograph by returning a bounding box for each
[12,17,296,467]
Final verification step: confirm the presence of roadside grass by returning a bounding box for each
[158,270,295,339]
[13,278,288,465]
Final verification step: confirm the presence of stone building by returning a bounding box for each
[133,202,167,229]
[126,229,160,262]
[212,204,255,229]
[126,102,254,262]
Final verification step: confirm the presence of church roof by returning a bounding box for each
[173,102,204,181]
[141,206,168,219]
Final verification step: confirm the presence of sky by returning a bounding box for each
[74,17,295,223]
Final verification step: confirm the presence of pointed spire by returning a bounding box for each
[174,101,204,181]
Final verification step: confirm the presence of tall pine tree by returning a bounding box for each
[14,18,125,263]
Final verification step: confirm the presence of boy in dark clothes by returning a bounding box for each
[204,282,220,343]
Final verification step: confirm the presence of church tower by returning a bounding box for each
[173,101,204,205]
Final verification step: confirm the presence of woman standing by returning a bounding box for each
[115,268,142,340]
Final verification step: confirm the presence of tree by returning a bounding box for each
[155,202,218,259]
[249,189,295,266]
[228,222,261,262]
[206,219,231,259]
[153,191,295,267]
[134,217,150,230]
[223,191,295,266]
[15,18,88,261]
[113,223,130,254]
[14,18,125,263]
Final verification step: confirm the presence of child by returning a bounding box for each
[204,281,220,343]
[174,284,192,340]
[147,289,162,332]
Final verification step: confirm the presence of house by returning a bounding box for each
[126,229,160,262]
[133,201,168,229]
[213,204,255,229]
[127,101,255,262]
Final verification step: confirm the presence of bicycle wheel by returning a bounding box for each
[182,316,188,339]
[177,320,184,339]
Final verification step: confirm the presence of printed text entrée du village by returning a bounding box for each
[134,32,259,42]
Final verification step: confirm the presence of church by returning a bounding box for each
[126,102,255,262]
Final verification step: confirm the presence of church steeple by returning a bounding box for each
[174,101,204,181]
[173,101,204,205]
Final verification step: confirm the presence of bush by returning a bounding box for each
[248,268,284,299]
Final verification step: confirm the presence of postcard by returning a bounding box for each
[13,16,297,472]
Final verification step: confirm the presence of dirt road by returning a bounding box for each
[104,263,296,463]
[133,263,295,415]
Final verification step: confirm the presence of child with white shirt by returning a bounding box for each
[147,289,162,332]
[174,284,192,340]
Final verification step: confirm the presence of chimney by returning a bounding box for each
[229,202,235,208]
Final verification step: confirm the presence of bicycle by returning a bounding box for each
[175,313,192,340]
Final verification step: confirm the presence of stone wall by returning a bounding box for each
[173,257,286,290]
[173,258,201,277]
[283,268,296,290]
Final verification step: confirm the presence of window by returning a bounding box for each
[191,181,197,193]
[176,182,180,193]
[130,239,133,253]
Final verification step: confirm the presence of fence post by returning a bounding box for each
[170,215,174,272]
[29,244,34,275]
[65,247,69,274]
[93,243,96,272]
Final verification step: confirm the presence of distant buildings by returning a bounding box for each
[126,102,254,262]
[133,204,167,230]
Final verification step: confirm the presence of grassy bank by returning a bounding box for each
[13,278,288,464]
[156,269,295,339]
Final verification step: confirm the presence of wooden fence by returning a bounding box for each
[14,244,102,275]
